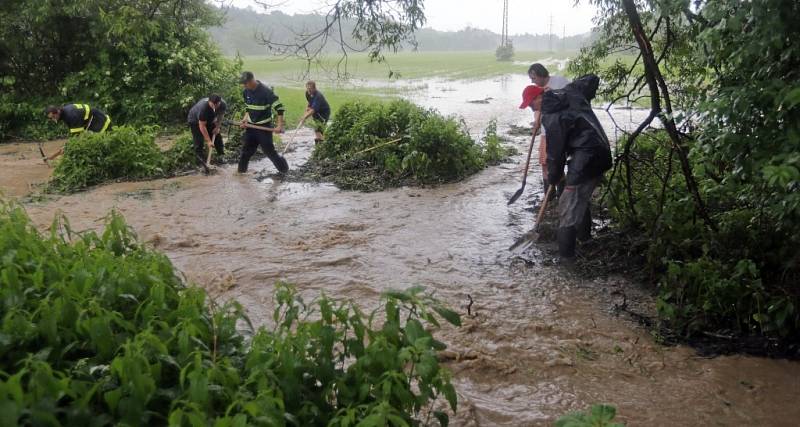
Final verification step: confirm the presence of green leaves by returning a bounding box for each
[1,0,241,141]
[0,203,459,425]
[310,99,510,190]
[49,127,204,193]
[555,404,624,427]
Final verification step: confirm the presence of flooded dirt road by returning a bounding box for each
[8,76,800,426]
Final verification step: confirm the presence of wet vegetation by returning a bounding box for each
[46,126,256,193]
[571,0,800,352]
[0,0,240,141]
[0,202,460,425]
[296,100,514,191]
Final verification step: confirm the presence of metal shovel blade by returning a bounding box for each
[507,184,525,205]
[509,229,540,253]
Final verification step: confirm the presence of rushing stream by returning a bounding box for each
[3,75,799,426]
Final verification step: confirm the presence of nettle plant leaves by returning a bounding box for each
[0,202,460,425]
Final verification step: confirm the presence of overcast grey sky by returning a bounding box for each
[226,0,598,36]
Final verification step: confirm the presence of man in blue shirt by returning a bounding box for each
[187,95,226,168]
[238,71,289,174]
[300,80,331,144]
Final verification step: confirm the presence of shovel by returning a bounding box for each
[509,183,556,252]
[38,143,50,166]
[222,120,277,133]
[507,112,543,205]
[281,124,303,155]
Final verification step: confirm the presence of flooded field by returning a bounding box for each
[4,76,799,426]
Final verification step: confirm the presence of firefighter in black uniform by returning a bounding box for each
[238,71,289,174]
[44,103,112,160]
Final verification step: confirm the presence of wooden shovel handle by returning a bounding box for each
[535,184,556,230]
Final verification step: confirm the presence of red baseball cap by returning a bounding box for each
[519,85,545,109]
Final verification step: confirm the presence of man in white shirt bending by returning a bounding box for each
[526,63,570,198]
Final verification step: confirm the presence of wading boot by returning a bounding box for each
[576,207,592,243]
[557,226,577,263]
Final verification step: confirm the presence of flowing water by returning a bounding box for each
[4,76,799,426]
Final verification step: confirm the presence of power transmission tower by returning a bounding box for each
[496,0,513,61]
[501,0,509,47]
[548,14,553,52]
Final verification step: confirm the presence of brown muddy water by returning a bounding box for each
[4,76,800,426]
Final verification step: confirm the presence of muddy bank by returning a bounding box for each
[8,76,800,426]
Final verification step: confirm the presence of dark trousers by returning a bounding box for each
[557,176,600,258]
[190,123,224,166]
[238,128,288,173]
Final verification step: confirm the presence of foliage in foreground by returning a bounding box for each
[571,0,800,345]
[555,404,624,427]
[306,100,512,191]
[0,0,240,141]
[0,202,460,425]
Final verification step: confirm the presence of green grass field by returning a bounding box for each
[264,86,388,130]
[242,50,576,84]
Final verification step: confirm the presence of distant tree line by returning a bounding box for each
[208,7,593,56]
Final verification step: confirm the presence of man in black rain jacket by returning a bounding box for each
[540,74,612,261]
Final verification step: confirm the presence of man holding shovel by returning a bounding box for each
[526,63,570,199]
[237,71,289,174]
[187,95,226,171]
[541,74,612,262]
[299,80,331,145]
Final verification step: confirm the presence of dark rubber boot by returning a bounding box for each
[558,226,577,259]
[577,206,592,242]
[276,156,289,174]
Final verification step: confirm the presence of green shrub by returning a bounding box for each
[481,119,516,165]
[0,202,460,425]
[0,96,64,141]
[308,99,511,190]
[49,126,164,192]
[0,1,241,142]
[605,132,800,340]
[555,404,624,427]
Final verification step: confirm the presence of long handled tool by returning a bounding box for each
[509,184,556,252]
[351,136,406,156]
[205,141,213,167]
[38,143,50,166]
[281,125,303,155]
[222,120,276,133]
[507,113,543,205]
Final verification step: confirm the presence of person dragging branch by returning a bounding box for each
[299,80,331,144]
[540,74,612,263]
[237,71,289,174]
[187,95,226,169]
[43,103,112,161]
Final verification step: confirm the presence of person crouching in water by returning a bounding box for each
[187,95,226,169]
[540,74,612,262]
[300,80,331,144]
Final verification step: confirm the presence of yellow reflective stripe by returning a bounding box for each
[69,127,84,134]
[100,116,111,133]
[72,103,91,120]
[245,104,270,110]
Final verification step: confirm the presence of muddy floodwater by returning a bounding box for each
[5,76,800,426]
